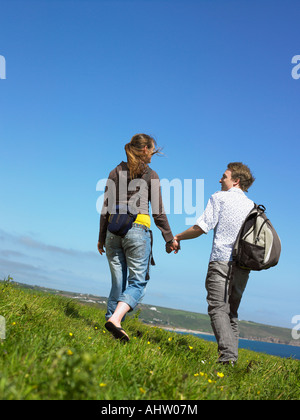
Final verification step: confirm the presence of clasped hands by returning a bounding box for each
[166,236,180,254]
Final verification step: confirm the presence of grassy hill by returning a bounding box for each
[14,281,299,346]
[0,279,299,400]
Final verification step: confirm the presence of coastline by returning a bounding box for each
[157,325,215,337]
[154,325,300,347]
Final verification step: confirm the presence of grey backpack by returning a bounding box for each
[232,204,281,271]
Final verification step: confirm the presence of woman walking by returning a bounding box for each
[98,134,176,341]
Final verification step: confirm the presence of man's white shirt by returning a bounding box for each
[196,187,254,262]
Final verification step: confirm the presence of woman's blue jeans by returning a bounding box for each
[105,224,152,321]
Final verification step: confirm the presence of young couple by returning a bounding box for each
[98,134,255,365]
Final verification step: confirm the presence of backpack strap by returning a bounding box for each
[143,168,155,277]
[257,204,266,213]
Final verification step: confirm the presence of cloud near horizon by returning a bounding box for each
[0,229,110,296]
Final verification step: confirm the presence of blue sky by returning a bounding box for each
[0,0,299,328]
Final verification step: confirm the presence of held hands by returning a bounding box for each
[99,238,180,256]
[166,237,180,254]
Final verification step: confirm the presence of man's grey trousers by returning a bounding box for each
[205,261,250,363]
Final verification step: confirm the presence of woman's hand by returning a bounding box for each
[97,241,105,255]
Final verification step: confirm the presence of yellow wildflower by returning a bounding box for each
[67,349,73,356]
[139,387,146,394]
[99,383,107,387]
[217,372,224,378]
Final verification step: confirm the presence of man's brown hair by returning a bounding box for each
[227,162,255,192]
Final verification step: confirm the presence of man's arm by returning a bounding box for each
[175,225,204,241]
[166,225,204,254]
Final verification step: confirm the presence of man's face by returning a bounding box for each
[219,169,237,191]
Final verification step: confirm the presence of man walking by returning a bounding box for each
[170,162,255,364]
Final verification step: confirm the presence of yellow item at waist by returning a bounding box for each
[134,214,151,228]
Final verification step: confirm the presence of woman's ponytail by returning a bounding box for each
[125,134,161,179]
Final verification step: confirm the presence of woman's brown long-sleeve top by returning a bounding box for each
[98,161,173,245]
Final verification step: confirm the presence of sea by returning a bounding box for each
[179,332,300,360]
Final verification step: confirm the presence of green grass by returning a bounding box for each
[0,278,299,400]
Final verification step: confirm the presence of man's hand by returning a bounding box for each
[173,236,180,254]
[97,241,105,255]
